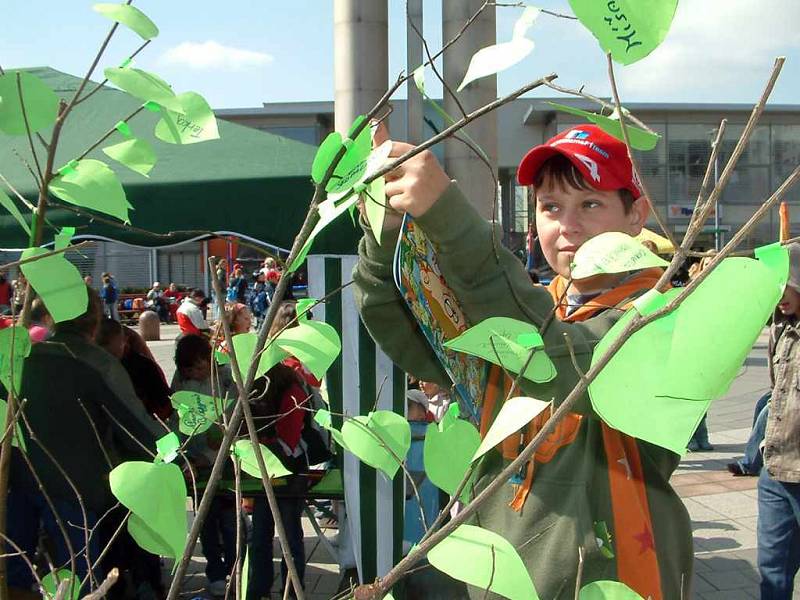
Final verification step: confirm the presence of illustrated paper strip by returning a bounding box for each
[0,71,59,135]
[93,3,159,40]
[568,0,679,65]
[457,7,539,91]
[570,231,668,279]
[444,317,557,383]
[427,524,539,600]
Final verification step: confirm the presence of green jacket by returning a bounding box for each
[353,184,692,599]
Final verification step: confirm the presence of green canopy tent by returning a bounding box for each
[0,67,359,256]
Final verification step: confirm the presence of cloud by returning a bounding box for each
[608,0,800,100]
[158,41,273,71]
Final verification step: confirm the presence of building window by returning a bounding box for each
[667,123,715,205]
[772,124,800,203]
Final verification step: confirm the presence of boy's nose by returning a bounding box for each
[558,211,583,237]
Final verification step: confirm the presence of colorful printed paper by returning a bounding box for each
[570,231,668,279]
[473,396,550,461]
[444,317,557,384]
[93,3,159,40]
[427,524,539,600]
[0,71,59,135]
[49,159,132,222]
[568,0,679,65]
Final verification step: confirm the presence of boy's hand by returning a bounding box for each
[359,122,451,232]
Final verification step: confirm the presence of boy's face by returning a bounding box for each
[778,285,800,317]
[534,176,648,279]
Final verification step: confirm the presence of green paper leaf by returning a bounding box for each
[593,521,615,559]
[232,439,292,479]
[49,159,132,222]
[102,137,157,176]
[231,333,288,381]
[41,569,79,600]
[364,176,387,244]
[295,298,315,321]
[104,66,177,108]
[154,92,219,145]
[288,191,359,273]
[579,580,644,600]
[313,409,348,449]
[325,116,372,193]
[546,102,660,151]
[341,411,410,478]
[589,255,784,454]
[427,524,539,600]
[423,417,480,502]
[311,132,343,184]
[473,396,550,462]
[215,350,231,365]
[0,189,31,236]
[568,0,679,65]
[21,247,88,323]
[457,7,539,91]
[155,432,180,463]
[274,320,341,380]
[53,226,75,252]
[0,398,26,452]
[445,317,557,383]
[171,390,232,435]
[0,71,59,135]
[0,326,31,398]
[93,3,159,40]
[755,242,790,290]
[570,231,668,279]
[109,461,187,559]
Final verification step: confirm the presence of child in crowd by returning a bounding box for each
[172,334,237,597]
[354,125,692,598]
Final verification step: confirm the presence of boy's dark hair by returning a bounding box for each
[30,298,50,323]
[174,334,211,372]
[532,154,635,214]
[269,302,297,337]
[54,285,102,337]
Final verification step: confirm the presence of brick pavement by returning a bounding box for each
[148,326,789,599]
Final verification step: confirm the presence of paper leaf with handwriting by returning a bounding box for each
[0,70,59,135]
[154,91,219,145]
[171,390,232,435]
[568,0,679,65]
[570,231,668,279]
[428,524,539,600]
[444,317,557,384]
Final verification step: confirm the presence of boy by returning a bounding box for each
[353,125,691,599]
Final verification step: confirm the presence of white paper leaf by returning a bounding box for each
[473,396,550,461]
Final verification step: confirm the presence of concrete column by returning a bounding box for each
[406,0,424,144]
[442,0,498,219]
[333,0,389,134]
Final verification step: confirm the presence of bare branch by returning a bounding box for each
[16,72,43,185]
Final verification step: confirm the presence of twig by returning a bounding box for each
[80,567,119,600]
[0,173,35,210]
[573,547,584,600]
[75,399,113,470]
[74,39,152,107]
[82,511,129,589]
[482,545,496,600]
[0,242,94,272]
[606,54,677,250]
[687,121,727,234]
[0,533,46,593]
[75,106,146,162]
[562,333,585,379]
[543,80,654,133]
[232,457,243,600]
[99,406,156,459]
[16,72,43,185]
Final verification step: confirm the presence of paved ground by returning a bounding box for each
[146,324,783,599]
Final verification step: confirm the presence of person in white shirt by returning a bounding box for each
[177,289,210,336]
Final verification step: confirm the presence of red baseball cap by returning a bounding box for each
[517,125,643,199]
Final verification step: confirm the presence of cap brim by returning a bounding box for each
[517,146,561,185]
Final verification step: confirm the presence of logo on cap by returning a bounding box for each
[573,153,600,182]
[565,129,590,140]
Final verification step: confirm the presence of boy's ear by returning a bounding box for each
[628,196,650,235]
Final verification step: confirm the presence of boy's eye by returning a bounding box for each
[583,200,602,209]
[541,203,560,213]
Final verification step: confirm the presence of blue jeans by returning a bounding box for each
[757,469,800,599]
[247,496,305,600]
[7,488,100,592]
[739,394,770,474]
[199,496,240,583]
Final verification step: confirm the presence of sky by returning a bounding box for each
[3,1,800,109]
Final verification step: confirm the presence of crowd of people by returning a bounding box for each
[4,251,330,600]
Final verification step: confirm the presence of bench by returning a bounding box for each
[116,293,145,324]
